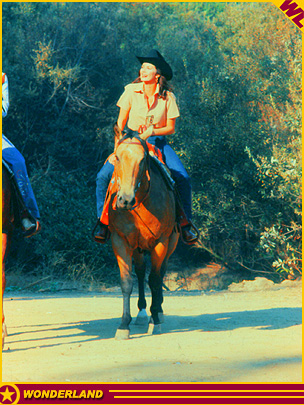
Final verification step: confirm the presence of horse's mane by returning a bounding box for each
[117,130,149,155]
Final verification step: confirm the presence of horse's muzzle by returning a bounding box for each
[116,193,136,210]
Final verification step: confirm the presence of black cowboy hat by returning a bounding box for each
[136,49,173,81]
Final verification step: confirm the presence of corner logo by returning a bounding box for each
[280,0,304,28]
[0,385,20,405]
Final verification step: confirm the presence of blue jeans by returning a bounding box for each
[2,135,40,219]
[96,135,192,220]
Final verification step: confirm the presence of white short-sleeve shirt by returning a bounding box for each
[117,82,180,131]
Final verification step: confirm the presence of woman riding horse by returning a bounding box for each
[2,72,41,237]
[94,50,198,245]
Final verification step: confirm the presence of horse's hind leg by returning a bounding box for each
[112,234,133,340]
[2,233,8,349]
[2,270,6,349]
[133,249,148,325]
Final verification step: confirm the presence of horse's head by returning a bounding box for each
[113,127,149,210]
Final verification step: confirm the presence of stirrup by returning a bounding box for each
[23,220,41,238]
[178,220,200,245]
[92,220,110,244]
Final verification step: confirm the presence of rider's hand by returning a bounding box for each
[140,125,154,141]
[138,125,147,134]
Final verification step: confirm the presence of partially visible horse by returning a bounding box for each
[108,126,179,339]
[2,166,14,349]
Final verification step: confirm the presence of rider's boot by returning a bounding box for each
[93,221,110,244]
[175,195,199,245]
[180,224,198,245]
[21,213,41,238]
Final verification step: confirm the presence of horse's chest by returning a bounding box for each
[110,207,164,250]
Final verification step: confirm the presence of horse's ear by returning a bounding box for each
[114,124,123,148]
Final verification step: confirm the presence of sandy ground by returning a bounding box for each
[2,277,302,383]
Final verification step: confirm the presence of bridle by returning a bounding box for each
[115,134,151,211]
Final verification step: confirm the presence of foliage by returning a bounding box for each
[2,2,301,284]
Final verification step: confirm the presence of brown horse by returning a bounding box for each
[2,166,14,348]
[108,126,179,339]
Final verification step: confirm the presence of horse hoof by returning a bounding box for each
[115,329,130,340]
[158,312,165,324]
[147,323,162,335]
[135,309,149,325]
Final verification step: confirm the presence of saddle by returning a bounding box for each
[146,149,190,228]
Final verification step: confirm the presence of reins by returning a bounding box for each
[114,134,158,238]
[115,134,151,211]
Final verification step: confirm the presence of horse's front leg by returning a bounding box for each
[112,233,133,340]
[157,231,179,324]
[133,249,148,325]
[148,239,169,335]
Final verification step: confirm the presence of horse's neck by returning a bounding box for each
[135,161,150,199]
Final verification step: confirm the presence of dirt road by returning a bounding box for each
[2,278,302,383]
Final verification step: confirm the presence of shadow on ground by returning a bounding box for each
[5,306,301,352]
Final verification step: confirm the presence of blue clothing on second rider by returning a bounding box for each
[95,50,197,244]
[2,72,41,237]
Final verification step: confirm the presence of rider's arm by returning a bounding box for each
[2,74,9,118]
[140,118,176,141]
[117,107,130,131]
